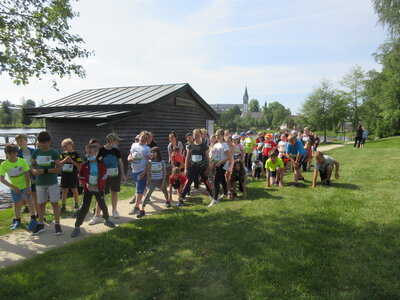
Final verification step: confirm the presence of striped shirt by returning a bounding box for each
[150,160,165,180]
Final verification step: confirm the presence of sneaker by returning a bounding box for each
[129,196,136,204]
[208,199,218,207]
[27,218,38,231]
[326,179,331,186]
[21,206,30,214]
[176,199,185,207]
[88,215,103,225]
[137,210,146,218]
[10,221,22,230]
[60,205,66,213]
[71,227,80,237]
[74,203,79,209]
[219,194,227,200]
[54,224,62,235]
[129,206,140,215]
[112,210,120,219]
[104,219,116,228]
[166,201,171,208]
[31,223,45,235]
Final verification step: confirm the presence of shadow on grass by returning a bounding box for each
[1,207,398,299]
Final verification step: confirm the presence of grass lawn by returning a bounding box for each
[0,137,399,299]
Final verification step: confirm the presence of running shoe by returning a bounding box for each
[27,218,38,231]
[208,199,218,207]
[176,199,185,207]
[104,219,116,228]
[88,215,103,225]
[31,223,45,235]
[54,224,62,236]
[129,206,140,215]
[136,210,146,218]
[71,227,80,237]
[112,210,120,219]
[166,201,171,208]
[10,221,22,230]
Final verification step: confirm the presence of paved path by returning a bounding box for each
[317,142,352,152]
[0,190,173,269]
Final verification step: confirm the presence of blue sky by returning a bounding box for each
[1,0,386,113]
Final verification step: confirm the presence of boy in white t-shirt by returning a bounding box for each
[251,157,263,179]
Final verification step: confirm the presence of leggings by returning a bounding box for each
[245,153,253,171]
[182,166,213,199]
[142,179,168,207]
[214,166,227,200]
[354,136,362,148]
[75,191,109,227]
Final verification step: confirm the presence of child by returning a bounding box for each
[303,140,313,172]
[262,134,278,172]
[251,157,263,179]
[15,134,38,218]
[91,133,126,223]
[71,144,115,237]
[243,131,256,171]
[169,167,187,203]
[0,144,35,230]
[285,134,306,186]
[31,131,62,235]
[60,138,82,212]
[136,147,168,218]
[312,151,340,187]
[230,159,247,198]
[265,152,284,188]
[277,134,290,171]
[128,131,151,215]
[171,146,185,171]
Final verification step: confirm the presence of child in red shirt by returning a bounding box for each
[169,167,187,203]
[262,134,277,172]
[171,147,185,171]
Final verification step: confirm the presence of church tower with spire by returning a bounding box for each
[243,86,249,113]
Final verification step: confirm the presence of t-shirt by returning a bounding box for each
[129,143,151,173]
[98,147,121,177]
[262,141,277,156]
[60,151,82,175]
[314,155,334,172]
[171,152,185,167]
[265,157,284,171]
[169,174,187,186]
[278,141,287,153]
[257,142,264,154]
[212,142,229,169]
[89,162,99,190]
[286,140,306,156]
[252,161,263,170]
[31,148,59,186]
[0,158,30,189]
[362,130,368,139]
[232,143,244,160]
[17,147,35,166]
[355,128,364,137]
[187,142,208,168]
[301,134,315,145]
[150,160,165,180]
[244,137,255,153]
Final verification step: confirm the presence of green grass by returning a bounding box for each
[0,184,135,236]
[1,137,400,299]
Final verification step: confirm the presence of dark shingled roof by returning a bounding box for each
[25,83,218,120]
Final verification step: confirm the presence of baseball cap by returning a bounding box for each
[240,132,246,137]
[290,130,297,135]
[266,133,273,139]
[105,133,122,142]
[232,134,239,140]
[246,131,251,135]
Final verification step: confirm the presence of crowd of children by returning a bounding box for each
[0,127,340,237]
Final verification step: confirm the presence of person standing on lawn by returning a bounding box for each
[71,144,115,237]
[360,127,368,148]
[243,130,256,172]
[312,151,340,187]
[354,125,364,149]
[0,144,35,230]
[128,131,151,215]
[30,131,62,235]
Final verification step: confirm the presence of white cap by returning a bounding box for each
[290,130,297,135]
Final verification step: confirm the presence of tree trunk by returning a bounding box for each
[324,127,327,143]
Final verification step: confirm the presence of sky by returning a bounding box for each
[1,0,387,113]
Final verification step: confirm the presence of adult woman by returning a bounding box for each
[354,125,364,149]
[167,131,184,162]
[178,129,213,207]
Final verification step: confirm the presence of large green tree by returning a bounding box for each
[248,99,260,112]
[0,0,91,87]
[263,101,291,129]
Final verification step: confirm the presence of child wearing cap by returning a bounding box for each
[90,133,126,224]
[0,144,34,230]
[262,134,278,172]
[312,151,340,187]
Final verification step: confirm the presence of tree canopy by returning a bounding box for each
[248,99,260,112]
[0,0,91,88]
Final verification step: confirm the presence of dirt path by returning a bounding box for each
[0,190,173,269]
[317,142,352,152]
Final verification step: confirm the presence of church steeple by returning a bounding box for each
[243,86,249,113]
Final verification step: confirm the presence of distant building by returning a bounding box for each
[280,115,300,130]
[210,87,248,113]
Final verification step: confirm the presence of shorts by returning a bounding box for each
[132,171,147,195]
[60,173,78,189]
[171,181,182,190]
[105,176,121,194]
[36,183,60,204]
[290,154,305,168]
[360,138,366,144]
[269,171,277,177]
[10,187,32,203]
[319,169,327,180]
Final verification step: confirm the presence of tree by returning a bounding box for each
[218,105,242,131]
[21,98,36,126]
[0,0,91,88]
[262,101,291,129]
[373,0,400,38]
[0,100,13,125]
[299,79,343,142]
[340,65,366,129]
[248,99,260,112]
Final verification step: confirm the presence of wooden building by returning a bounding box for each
[24,83,218,171]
